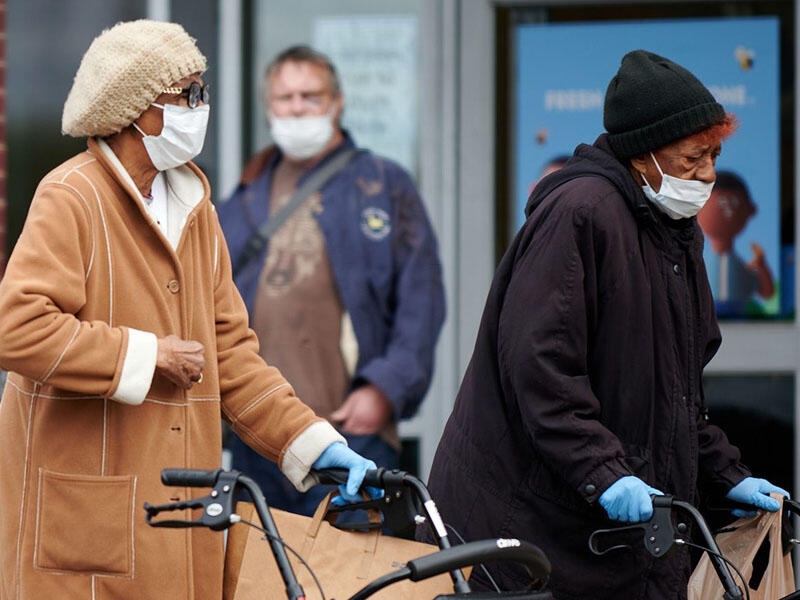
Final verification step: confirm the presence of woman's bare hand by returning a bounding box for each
[156,334,205,389]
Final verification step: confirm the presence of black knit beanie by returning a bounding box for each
[604,49,725,159]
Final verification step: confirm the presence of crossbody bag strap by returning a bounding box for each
[232,147,359,279]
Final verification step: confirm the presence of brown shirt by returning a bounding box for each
[252,159,349,420]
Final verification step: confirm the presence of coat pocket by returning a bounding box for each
[35,469,135,577]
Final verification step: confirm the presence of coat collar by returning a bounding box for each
[90,137,209,211]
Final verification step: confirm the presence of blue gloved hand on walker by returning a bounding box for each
[312,441,383,505]
[598,475,663,522]
[725,477,790,517]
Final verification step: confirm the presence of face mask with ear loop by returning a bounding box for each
[268,109,335,160]
[133,103,210,171]
[640,152,715,219]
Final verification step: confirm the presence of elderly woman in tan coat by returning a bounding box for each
[0,20,376,600]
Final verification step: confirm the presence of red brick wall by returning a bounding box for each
[0,0,6,277]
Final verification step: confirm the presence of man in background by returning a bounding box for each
[218,45,445,515]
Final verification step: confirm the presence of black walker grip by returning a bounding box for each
[407,539,551,582]
[311,467,385,489]
[161,468,222,487]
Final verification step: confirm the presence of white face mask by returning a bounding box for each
[641,152,714,219]
[269,111,334,160]
[134,103,209,171]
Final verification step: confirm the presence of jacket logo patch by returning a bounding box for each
[360,207,391,241]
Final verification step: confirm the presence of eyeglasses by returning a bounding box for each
[162,82,210,109]
[270,90,330,110]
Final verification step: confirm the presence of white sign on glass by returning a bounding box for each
[313,15,418,176]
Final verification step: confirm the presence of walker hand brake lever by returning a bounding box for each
[144,469,241,531]
[589,495,683,557]
[144,497,211,528]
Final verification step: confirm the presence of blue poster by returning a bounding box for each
[514,17,784,318]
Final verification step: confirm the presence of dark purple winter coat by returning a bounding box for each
[424,135,750,600]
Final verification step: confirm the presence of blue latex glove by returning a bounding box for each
[725,477,790,517]
[311,442,381,504]
[598,476,663,522]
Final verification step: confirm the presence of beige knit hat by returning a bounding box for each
[62,19,207,138]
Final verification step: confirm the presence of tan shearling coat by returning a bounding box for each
[0,138,342,599]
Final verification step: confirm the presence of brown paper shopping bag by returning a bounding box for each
[223,494,460,600]
[688,495,795,600]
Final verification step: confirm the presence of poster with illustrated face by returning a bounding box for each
[514,16,788,319]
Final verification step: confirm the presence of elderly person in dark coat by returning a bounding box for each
[423,49,788,600]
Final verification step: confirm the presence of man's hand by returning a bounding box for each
[330,384,393,435]
[156,334,205,389]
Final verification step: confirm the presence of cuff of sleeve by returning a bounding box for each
[356,362,407,419]
[281,421,346,492]
[579,457,632,504]
[712,464,753,497]
[111,328,157,406]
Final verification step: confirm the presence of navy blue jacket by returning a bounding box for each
[216,134,445,419]
[425,135,750,600]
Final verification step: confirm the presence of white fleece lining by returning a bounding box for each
[111,328,158,406]
[339,312,359,378]
[96,138,203,250]
[281,421,345,492]
[163,167,203,249]
[96,139,146,205]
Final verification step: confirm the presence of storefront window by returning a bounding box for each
[499,2,795,323]
[250,0,424,178]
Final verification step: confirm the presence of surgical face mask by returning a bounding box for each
[133,103,209,171]
[269,111,334,160]
[640,152,714,220]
